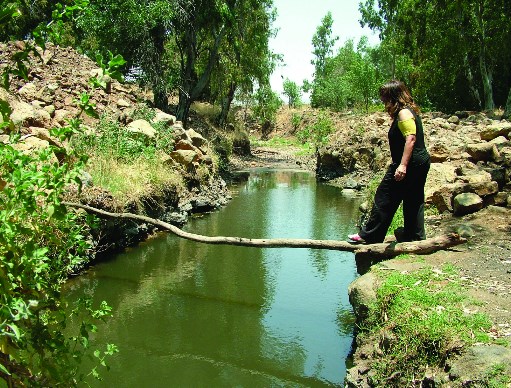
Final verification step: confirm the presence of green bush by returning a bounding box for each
[296,111,334,152]
[0,139,116,385]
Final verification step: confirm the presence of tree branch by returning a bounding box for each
[64,202,466,258]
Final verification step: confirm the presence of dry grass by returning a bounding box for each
[85,151,184,203]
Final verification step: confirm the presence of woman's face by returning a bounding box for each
[382,98,392,114]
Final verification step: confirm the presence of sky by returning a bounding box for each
[269,0,380,101]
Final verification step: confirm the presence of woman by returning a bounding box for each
[348,80,430,244]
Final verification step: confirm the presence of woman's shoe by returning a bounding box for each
[347,234,366,244]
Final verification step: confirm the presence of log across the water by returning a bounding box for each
[64,202,466,261]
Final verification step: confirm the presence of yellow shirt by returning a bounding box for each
[398,118,416,136]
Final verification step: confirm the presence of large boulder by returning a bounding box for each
[453,192,483,215]
[152,110,176,126]
[466,142,500,162]
[479,122,511,141]
[425,162,458,203]
[170,149,200,169]
[126,119,156,141]
[448,345,511,385]
[185,128,206,148]
[10,100,51,127]
[348,272,378,322]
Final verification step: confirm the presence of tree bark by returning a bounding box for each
[216,81,237,128]
[64,202,466,260]
[503,87,511,120]
[176,24,225,125]
[475,0,495,111]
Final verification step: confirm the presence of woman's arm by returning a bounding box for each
[395,109,416,181]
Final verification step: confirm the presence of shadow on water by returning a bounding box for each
[64,169,364,387]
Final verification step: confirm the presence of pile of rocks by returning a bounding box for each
[0,41,230,253]
[318,110,511,217]
[0,41,214,173]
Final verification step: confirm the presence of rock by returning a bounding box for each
[479,122,511,141]
[430,183,461,213]
[425,163,458,203]
[348,272,378,322]
[492,192,509,206]
[375,117,385,125]
[345,178,361,190]
[490,135,509,149]
[466,142,500,162]
[126,119,156,140]
[481,166,507,189]
[153,110,176,126]
[448,345,511,385]
[18,83,38,100]
[429,142,451,162]
[10,100,51,127]
[457,171,492,185]
[447,115,460,124]
[185,128,206,148]
[453,192,483,216]
[116,98,131,108]
[12,136,57,162]
[53,109,72,126]
[174,139,199,152]
[170,149,199,168]
[499,147,511,167]
[43,104,55,117]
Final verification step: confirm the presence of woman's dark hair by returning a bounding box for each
[379,80,420,118]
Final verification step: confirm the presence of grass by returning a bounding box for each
[482,363,511,387]
[249,135,315,156]
[365,265,494,385]
[71,112,186,203]
[85,152,184,203]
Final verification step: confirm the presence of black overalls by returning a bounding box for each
[359,108,430,243]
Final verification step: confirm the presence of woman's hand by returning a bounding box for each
[395,164,407,181]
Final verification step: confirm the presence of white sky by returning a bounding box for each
[269,0,380,100]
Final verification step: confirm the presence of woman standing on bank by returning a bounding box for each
[348,80,430,244]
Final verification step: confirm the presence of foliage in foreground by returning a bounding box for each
[0,134,117,385]
[1,1,118,384]
[364,266,493,385]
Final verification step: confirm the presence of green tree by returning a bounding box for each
[211,0,278,128]
[311,11,338,77]
[359,0,511,112]
[77,0,176,112]
[282,78,302,108]
[252,84,282,138]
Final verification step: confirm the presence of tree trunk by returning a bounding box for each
[63,202,466,262]
[503,87,511,120]
[475,0,495,111]
[479,54,494,111]
[463,54,481,109]
[216,81,237,128]
[176,26,225,125]
[150,23,168,112]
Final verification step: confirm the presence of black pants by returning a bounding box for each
[359,161,430,243]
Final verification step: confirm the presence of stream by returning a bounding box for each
[64,169,362,387]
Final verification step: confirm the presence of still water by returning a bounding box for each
[65,169,362,387]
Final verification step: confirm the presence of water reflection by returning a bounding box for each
[64,169,361,387]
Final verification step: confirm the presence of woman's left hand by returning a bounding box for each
[395,164,407,181]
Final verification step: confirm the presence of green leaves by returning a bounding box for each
[0,1,20,27]
[282,78,302,108]
[74,92,99,119]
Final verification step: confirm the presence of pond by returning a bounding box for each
[65,169,362,387]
